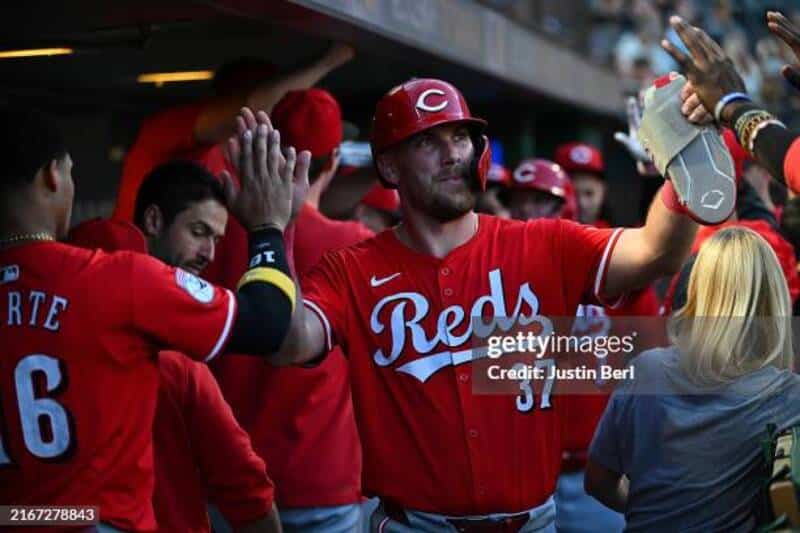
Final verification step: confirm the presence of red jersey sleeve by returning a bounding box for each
[175,354,275,526]
[300,251,349,353]
[128,253,236,362]
[556,220,625,308]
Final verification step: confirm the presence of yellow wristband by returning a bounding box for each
[237,267,296,311]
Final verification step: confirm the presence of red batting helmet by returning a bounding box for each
[554,142,604,176]
[370,78,491,190]
[511,159,578,220]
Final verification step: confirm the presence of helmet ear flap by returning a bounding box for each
[471,134,492,191]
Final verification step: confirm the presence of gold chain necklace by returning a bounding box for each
[0,232,55,248]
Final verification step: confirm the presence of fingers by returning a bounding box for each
[687,106,711,124]
[782,64,800,90]
[681,92,703,116]
[268,130,281,180]
[240,107,258,132]
[224,136,240,171]
[625,96,642,132]
[668,16,707,68]
[613,131,632,148]
[295,150,312,188]
[255,124,269,185]
[662,38,693,72]
[693,25,725,60]
[255,110,273,130]
[239,128,255,187]
[767,20,798,47]
[767,12,800,49]
[283,146,297,183]
[219,170,237,209]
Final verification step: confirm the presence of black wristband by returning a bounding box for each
[247,227,290,275]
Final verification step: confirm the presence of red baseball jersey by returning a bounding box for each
[213,203,371,507]
[153,352,273,532]
[301,214,623,514]
[0,242,235,532]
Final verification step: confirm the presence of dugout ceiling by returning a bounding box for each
[0,0,625,119]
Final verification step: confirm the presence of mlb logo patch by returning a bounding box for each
[175,268,214,303]
[0,265,20,284]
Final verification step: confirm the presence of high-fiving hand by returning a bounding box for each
[661,16,747,118]
[221,107,311,232]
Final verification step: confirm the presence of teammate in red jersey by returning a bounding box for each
[0,105,301,531]
[554,142,611,227]
[70,165,280,533]
[242,78,702,531]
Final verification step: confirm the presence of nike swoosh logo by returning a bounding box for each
[370,272,401,287]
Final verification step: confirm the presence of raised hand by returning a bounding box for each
[221,107,296,232]
[767,11,800,90]
[661,16,747,118]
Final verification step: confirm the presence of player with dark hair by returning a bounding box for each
[134,160,229,275]
[0,104,303,531]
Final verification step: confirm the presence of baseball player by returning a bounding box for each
[69,165,280,533]
[553,142,610,227]
[0,105,300,531]
[506,158,577,221]
[232,77,704,531]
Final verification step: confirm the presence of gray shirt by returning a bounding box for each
[589,346,800,532]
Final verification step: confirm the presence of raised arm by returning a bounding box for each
[194,44,355,146]
[220,107,330,365]
[661,15,800,191]
[603,182,697,299]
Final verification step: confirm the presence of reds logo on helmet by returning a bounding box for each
[511,159,578,221]
[370,78,492,190]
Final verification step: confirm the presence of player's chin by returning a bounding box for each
[430,192,476,222]
[181,263,206,276]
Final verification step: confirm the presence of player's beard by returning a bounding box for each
[413,165,479,222]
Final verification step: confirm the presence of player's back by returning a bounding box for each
[0,241,161,531]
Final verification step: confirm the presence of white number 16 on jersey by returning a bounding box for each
[514,359,555,413]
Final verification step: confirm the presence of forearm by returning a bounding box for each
[226,228,296,356]
[195,50,349,146]
[722,102,799,189]
[246,53,346,115]
[605,185,696,297]
[270,283,315,366]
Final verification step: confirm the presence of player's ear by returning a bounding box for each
[141,205,165,237]
[376,154,400,188]
[40,158,61,193]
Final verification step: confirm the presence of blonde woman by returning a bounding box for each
[585,227,800,532]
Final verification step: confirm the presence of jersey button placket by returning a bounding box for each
[440,261,482,505]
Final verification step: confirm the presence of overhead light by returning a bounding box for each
[137,70,213,87]
[0,47,73,59]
